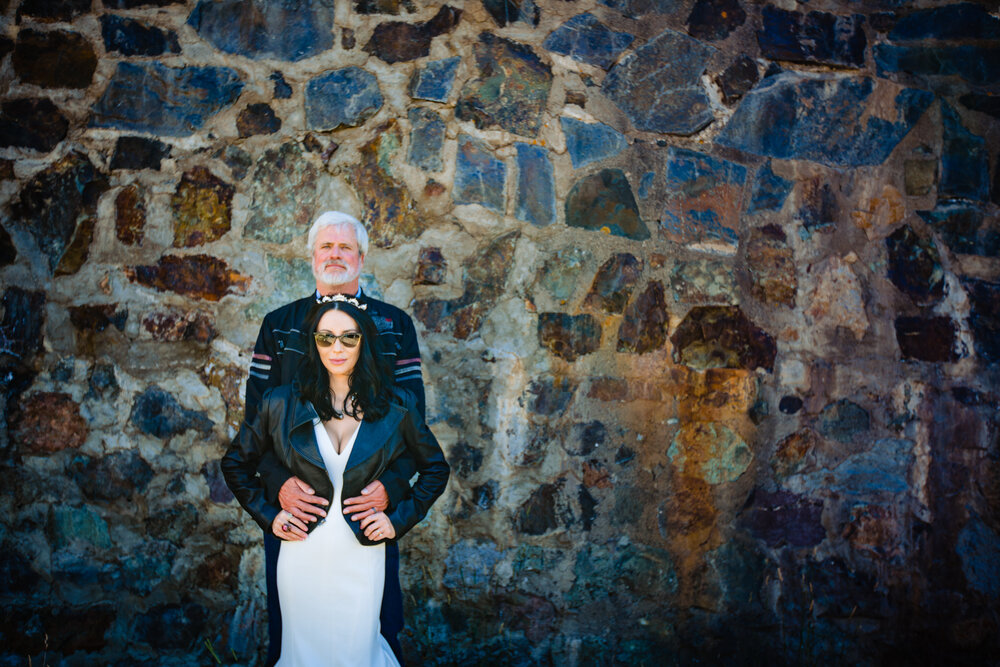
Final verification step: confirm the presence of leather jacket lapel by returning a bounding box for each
[288,395,325,470]
[345,404,405,470]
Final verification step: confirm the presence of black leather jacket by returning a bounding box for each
[222,384,449,546]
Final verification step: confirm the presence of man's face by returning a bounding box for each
[312,224,364,289]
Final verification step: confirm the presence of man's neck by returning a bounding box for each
[315,280,361,297]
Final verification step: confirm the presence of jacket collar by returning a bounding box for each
[344,403,406,470]
[288,391,324,469]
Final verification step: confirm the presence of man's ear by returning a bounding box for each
[358,253,366,271]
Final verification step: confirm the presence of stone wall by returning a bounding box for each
[1,0,999,664]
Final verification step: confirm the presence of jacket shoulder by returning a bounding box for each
[262,295,315,324]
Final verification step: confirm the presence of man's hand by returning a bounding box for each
[279,476,328,523]
[343,480,388,522]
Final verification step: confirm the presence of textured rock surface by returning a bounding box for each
[1,1,998,665]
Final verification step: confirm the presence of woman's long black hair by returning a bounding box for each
[298,299,393,422]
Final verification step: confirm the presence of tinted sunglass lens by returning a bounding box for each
[342,333,361,348]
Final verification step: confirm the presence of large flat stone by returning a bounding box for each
[100,14,180,56]
[89,62,243,136]
[454,134,505,213]
[599,0,679,19]
[305,67,383,131]
[566,169,649,240]
[456,33,552,137]
[110,136,170,171]
[13,29,97,89]
[8,152,107,273]
[538,313,601,361]
[889,3,1000,41]
[407,107,446,173]
[126,254,251,301]
[757,6,866,68]
[885,224,944,306]
[601,29,715,135]
[668,422,752,484]
[515,143,556,227]
[543,13,633,70]
[962,278,1000,364]
[537,247,591,301]
[940,103,989,202]
[409,57,460,102]
[130,385,213,439]
[583,253,642,313]
[0,98,69,152]
[746,161,792,214]
[482,0,538,27]
[354,122,423,248]
[717,72,933,167]
[12,392,88,454]
[561,117,627,170]
[895,316,960,363]
[687,0,746,42]
[244,143,319,245]
[364,5,461,64]
[171,167,233,248]
[745,224,796,307]
[617,281,668,353]
[662,148,747,251]
[671,305,776,371]
[874,44,1000,87]
[917,202,999,257]
[187,0,334,61]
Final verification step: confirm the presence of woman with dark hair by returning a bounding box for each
[222,295,449,666]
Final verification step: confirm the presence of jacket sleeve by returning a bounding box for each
[243,312,296,497]
[377,317,425,507]
[221,393,282,533]
[385,399,450,540]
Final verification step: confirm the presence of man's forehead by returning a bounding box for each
[315,224,359,246]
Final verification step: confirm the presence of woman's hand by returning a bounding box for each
[271,509,308,541]
[360,511,396,542]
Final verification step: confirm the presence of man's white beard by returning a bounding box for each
[315,263,360,288]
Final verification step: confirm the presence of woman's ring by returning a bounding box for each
[282,523,290,532]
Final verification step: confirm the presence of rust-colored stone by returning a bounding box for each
[671,305,776,371]
[68,304,127,333]
[12,392,88,453]
[126,254,250,301]
[582,460,613,489]
[115,184,146,246]
[588,377,628,401]
[143,310,217,344]
[617,280,668,353]
[54,215,96,276]
[537,313,601,362]
[851,185,904,239]
[13,29,97,89]
[772,428,821,479]
[843,504,901,559]
[415,247,446,285]
[745,224,796,307]
[200,361,244,433]
[676,368,756,425]
[353,121,422,248]
[171,167,233,248]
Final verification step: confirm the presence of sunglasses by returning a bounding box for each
[313,331,362,348]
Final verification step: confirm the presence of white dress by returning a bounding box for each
[276,420,400,667]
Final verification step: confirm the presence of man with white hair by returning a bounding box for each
[242,211,424,665]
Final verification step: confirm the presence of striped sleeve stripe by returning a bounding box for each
[249,370,269,380]
[395,357,421,365]
[253,353,273,361]
[250,361,270,372]
[396,370,423,381]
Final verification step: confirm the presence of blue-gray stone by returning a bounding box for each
[561,116,627,169]
[598,0,680,19]
[100,14,180,56]
[818,399,870,443]
[957,516,1000,599]
[407,107,445,173]
[565,169,648,240]
[453,134,505,213]
[89,62,243,136]
[305,67,383,131]
[747,161,792,214]
[270,71,292,99]
[717,71,933,167]
[120,541,176,596]
[917,202,999,257]
[874,44,1000,86]
[889,3,1000,42]
[543,13,633,70]
[601,29,715,135]
[515,143,555,227]
[829,439,913,497]
[409,57,460,102]
[941,103,989,202]
[52,506,112,551]
[443,539,502,592]
[130,385,213,439]
[638,171,655,199]
[962,277,1000,364]
[68,451,154,501]
[187,0,334,62]
[758,6,866,68]
[662,148,747,249]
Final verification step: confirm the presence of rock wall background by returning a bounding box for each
[1,0,999,664]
